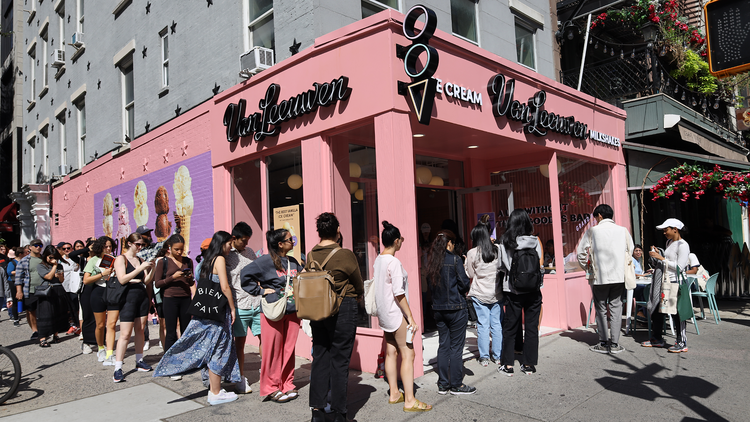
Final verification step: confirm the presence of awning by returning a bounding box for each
[0,202,18,232]
[663,114,749,162]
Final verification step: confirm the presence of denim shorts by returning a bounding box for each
[232,306,262,337]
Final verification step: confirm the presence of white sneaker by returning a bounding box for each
[171,375,183,381]
[143,340,150,352]
[102,355,115,366]
[207,389,238,406]
[97,349,106,362]
[158,341,163,349]
[81,343,93,354]
[78,333,83,341]
[236,376,252,394]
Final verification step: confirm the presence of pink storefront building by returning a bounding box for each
[51,8,628,376]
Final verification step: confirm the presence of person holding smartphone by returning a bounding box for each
[154,234,195,354]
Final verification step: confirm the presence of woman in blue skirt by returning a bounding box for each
[154,231,240,406]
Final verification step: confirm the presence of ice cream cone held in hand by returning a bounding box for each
[173,165,194,255]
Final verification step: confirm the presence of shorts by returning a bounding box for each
[232,306,262,337]
[24,295,39,311]
[89,284,108,313]
[118,284,149,323]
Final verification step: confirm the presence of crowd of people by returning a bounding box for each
[0,204,698,419]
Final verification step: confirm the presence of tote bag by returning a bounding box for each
[624,249,637,290]
[187,274,228,322]
[261,259,291,322]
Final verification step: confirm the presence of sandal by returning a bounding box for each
[39,340,51,348]
[267,390,291,403]
[403,400,432,412]
[284,389,298,400]
[389,392,405,404]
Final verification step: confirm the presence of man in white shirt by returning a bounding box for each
[57,242,81,335]
[577,204,634,355]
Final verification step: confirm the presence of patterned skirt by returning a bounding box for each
[153,308,240,384]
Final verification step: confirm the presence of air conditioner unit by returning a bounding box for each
[239,46,274,77]
[51,49,65,68]
[71,32,84,47]
[59,164,69,175]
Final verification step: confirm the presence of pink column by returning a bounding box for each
[374,111,424,377]
[611,163,630,230]
[212,166,233,235]
[301,135,334,247]
[547,153,568,329]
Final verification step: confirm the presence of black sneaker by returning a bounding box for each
[30,331,38,340]
[520,364,536,375]
[498,366,514,377]
[113,369,124,383]
[437,385,450,395]
[13,320,20,327]
[450,384,477,395]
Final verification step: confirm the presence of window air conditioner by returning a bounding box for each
[51,49,65,68]
[71,32,84,47]
[239,46,274,77]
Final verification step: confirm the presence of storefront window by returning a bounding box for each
[490,165,553,247]
[415,155,464,187]
[557,157,613,273]
[231,159,264,254]
[267,147,305,262]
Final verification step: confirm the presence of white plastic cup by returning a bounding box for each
[406,326,415,344]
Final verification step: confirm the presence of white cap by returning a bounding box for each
[688,253,700,268]
[656,218,684,230]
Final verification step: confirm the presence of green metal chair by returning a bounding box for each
[691,273,720,325]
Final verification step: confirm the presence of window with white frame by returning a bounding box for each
[451,0,478,43]
[29,46,36,99]
[40,28,48,92]
[160,28,169,88]
[41,126,49,178]
[57,2,65,50]
[77,0,84,33]
[58,112,67,173]
[77,99,86,167]
[28,137,36,183]
[120,58,135,142]
[248,0,274,50]
[362,0,399,18]
[515,21,536,69]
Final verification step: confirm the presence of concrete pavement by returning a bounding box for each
[0,299,748,421]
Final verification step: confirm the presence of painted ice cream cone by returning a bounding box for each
[103,193,114,238]
[133,181,149,227]
[173,165,193,255]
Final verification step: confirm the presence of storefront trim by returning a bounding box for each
[622,141,750,171]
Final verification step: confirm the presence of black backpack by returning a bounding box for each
[509,247,542,294]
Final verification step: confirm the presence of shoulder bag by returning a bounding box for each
[294,248,340,321]
[34,280,53,297]
[187,260,228,322]
[624,245,636,290]
[363,277,377,316]
[105,272,127,305]
[262,258,292,322]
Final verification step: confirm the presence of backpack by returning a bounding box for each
[509,247,542,294]
[293,248,341,321]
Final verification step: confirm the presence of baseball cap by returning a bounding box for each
[136,225,153,235]
[200,238,212,251]
[56,241,68,248]
[31,238,43,246]
[655,218,684,230]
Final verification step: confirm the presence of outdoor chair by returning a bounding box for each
[691,273,720,325]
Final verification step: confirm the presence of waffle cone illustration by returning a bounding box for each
[173,165,193,254]
[133,181,149,227]
[103,193,114,238]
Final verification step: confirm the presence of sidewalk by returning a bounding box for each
[1,299,748,421]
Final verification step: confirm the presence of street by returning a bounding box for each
[0,299,748,422]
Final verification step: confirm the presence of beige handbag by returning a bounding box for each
[261,259,291,322]
[624,248,636,290]
[294,248,341,321]
[660,268,679,315]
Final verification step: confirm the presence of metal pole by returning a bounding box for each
[577,14,592,91]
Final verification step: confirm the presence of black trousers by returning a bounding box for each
[309,297,358,414]
[79,284,97,345]
[434,308,468,389]
[163,296,191,352]
[68,292,80,327]
[502,291,542,366]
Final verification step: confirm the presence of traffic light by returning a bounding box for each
[704,0,750,77]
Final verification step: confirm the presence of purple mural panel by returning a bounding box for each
[94,152,213,258]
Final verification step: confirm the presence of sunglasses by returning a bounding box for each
[134,242,145,247]
[32,244,43,248]
[280,238,296,245]
[62,247,72,250]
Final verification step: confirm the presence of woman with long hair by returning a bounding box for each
[425,229,475,395]
[308,213,366,421]
[111,233,155,382]
[497,209,543,376]
[374,221,432,413]
[466,223,503,366]
[154,234,194,353]
[642,219,691,353]
[154,231,240,406]
[240,229,303,403]
[35,246,73,346]
[83,237,114,362]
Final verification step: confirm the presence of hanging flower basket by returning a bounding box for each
[651,163,750,204]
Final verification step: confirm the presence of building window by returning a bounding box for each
[77,100,86,167]
[29,47,36,99]
[450,0,478,43]
[40,28,48,92]
[28,137,36,183]
[58,112,67,173]
[41,126,49,178]
[515,21,536,69]
[120,59,134,142]
[362,0,399,18]
[248,0,274,51]
[77,0,84,33]
[57,2,65,50]
[160,29,169,87]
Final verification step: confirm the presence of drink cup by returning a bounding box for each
[406,326,415,344]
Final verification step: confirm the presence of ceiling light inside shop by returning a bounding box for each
[413,134,425,138]
[467,145,478,149]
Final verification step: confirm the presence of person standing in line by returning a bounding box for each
[308,213,367,421]
[112,234,155,382]
[154,231,240,406]
[6,247,26,326]
[15,239,45,340]
[465,223,504,366]
[35,246,72,346]
[577,204,635,355]
[425,229,476,395]
[57,242,81,336]
[373,221,432,414]
[226,222,259,394]
[642,218,691,353]
[82,237,114,361]
[153,235,194,355]
[240,229,302,403]
[498,209,543,376]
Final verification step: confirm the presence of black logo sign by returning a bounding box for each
[397,5,439,125]
[224,76,352,143]
[488,73,589,140]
